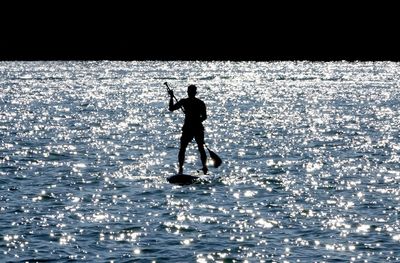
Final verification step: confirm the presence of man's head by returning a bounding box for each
[187,85,197,98]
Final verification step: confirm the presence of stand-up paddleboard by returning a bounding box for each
[167,174,200,185]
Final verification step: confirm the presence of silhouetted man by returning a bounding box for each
[168,85,208,175]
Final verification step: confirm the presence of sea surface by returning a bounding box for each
[1,61,400,262]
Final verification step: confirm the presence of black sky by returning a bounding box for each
[1,3,398,61]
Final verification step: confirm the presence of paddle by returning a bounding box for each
[164,82,178,101]
[164,82,223,169]
[205,145,222,168]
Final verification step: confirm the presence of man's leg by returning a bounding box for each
[178,132,191,174]
[195,131,208,174]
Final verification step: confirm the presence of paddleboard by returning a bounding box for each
[167,174,200,185]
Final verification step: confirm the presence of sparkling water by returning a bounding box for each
[1,60,400,262]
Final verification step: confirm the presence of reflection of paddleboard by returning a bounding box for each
[167,174,200,185]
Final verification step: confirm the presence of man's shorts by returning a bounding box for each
[180,128,205,146]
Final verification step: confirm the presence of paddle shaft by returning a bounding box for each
[164,82,179,103]
[165,82,185,113]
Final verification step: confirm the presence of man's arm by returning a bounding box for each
[169,91,183,112]
[169,95,175,111]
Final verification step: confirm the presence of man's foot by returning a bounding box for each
[178,167,183,175]
[201,166,208,175]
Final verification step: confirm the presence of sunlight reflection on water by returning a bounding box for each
[1,61,400,261]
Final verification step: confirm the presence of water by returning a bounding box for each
[1,60,400,262]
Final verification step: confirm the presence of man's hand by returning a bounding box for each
[168,89,174,97]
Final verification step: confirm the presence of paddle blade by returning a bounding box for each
[207,148,222,168]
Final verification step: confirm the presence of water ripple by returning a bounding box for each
[1,61,400,262]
